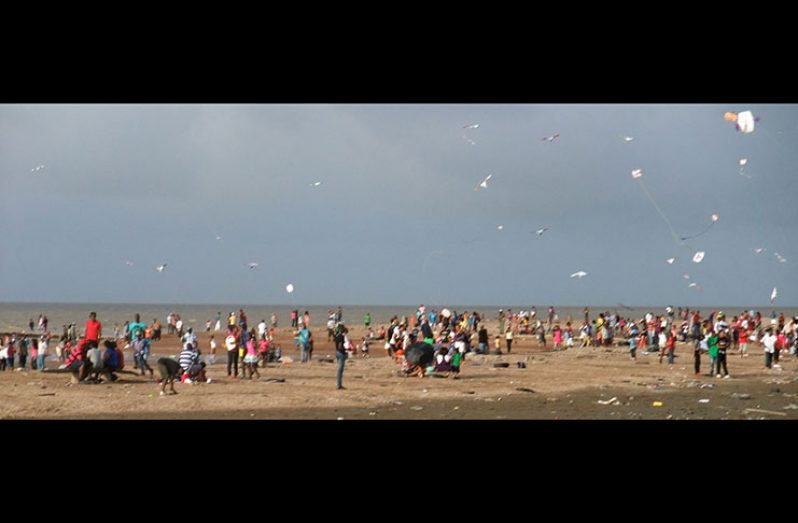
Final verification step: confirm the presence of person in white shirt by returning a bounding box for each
[257,320,268,341]
[762,328,777,369]
[225,332,239,377]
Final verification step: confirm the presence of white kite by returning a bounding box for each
[688,282,702,290]
[570,271,588,278]
[30,164,46,173]
[541,133,560,143]
[462,135,476,146]
[533,227,550,236]
[736,110,756,134]
[463,123,479,130]
[754,247,766,254]
[285,283,294,294]
[770,287,778,303]
[475,174,492,190]
[497,225,504,231]
[124,260,134,267]
[692,251,705,264]
[623,136,635,142]
[631,169,643,179]
[246,262,259,269]
[666,258,676,265]
[155,264,168,272]
[215,235,222,241]
[774,252,787,263]
[310,181,322,187]
[683,273,691,280]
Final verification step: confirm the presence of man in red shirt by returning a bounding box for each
[85,312,102,342]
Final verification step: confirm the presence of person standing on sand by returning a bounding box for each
[226,329,239,378]
[762,328,776,369]
[85,312,102,345]
[215,311,222,332]
[553,325,562,351]
[505,328,513,354]
[299,325,311,363]
[498,309,505,336]
[270,312,278,329]
[364,312,371,328]
[716,329,730,378]
[335,323,348,390]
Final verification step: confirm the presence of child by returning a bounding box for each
[208,335,217,365]
[244,337,260,378]
[450,349,462,378]
[707,330,718,377]
[538,327,546,349]
[37,336,48,371]
[361,336,370,358]
[494,335,502,355]
[553,325,562,351]
[505,328,513,354]
[666,329,676,365]
[257,337,270,367]
[658,329,667,364]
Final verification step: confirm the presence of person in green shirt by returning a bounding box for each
[364,312,371,327]
[707,329,719,377]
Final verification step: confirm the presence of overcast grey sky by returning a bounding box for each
[1,104,795,306]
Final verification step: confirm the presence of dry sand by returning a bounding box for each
[2,320,797,419]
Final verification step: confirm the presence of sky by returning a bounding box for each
[0,104,796,307]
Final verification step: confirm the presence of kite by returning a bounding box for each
[541,133,560,143]
[570,271,588,278]
[309,181,322,187]
[30,165,46,173]
[215,235,222,241]
[692,251,705,264]
[739,158,751,178]
[462,124,479,145]
[533,227,550,236]
[286,283,294,294]
[497,225,504,230]
[246,262,259,269]
[770,287,778,304]
[680,213,719,241]
[155,264,168,272]
[124,260,134,267]
[724,110,759,133]
[754,247,766,254]
[666,258,675,265]
[475,174,492,190]
[623,136,635,142]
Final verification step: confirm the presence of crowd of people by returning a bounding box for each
[2,305,797,392]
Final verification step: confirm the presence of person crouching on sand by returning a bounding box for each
[157,357,181,395]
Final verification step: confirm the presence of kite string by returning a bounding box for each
[680,221,715,241]
[636,179,685,247]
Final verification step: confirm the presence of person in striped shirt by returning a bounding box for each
[179,342,207,384]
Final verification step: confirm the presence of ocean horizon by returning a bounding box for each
[2,301,795,334]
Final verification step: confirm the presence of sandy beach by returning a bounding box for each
[1,318,797,420]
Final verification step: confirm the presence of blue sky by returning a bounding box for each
[1,104,795,306]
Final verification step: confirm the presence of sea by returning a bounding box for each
[2,302,795,335]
